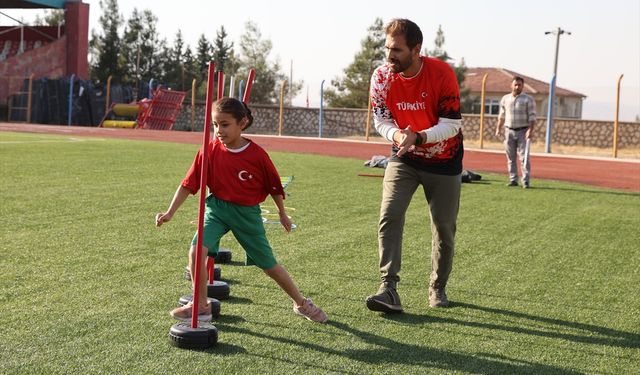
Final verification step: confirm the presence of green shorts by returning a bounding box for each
[191,194,277,269]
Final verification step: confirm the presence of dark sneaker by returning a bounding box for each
[366,284,403,313]
[523,182,530,189]
[429,287,449,308]
[293,298,328,323]
[507,181,518,187]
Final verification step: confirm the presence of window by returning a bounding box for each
[485,99,500,115]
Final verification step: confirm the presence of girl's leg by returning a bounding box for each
[263,264,305,306]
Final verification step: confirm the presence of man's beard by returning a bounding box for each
[389,57,412,73]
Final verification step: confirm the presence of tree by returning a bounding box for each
[119,9,167,87]
[89,0,124,82]
[195,34,213,80]
[213,26,234,74]
[237,21,301,104]
[325,18,385,108]
[425,25,472,112]
[33,9,64,26]
[163,30,185,90]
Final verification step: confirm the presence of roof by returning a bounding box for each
[1,0,67,9]
[463,67,586,98]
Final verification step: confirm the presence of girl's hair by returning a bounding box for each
[212,97,254,129]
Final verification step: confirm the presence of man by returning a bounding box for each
[366,19,463,313]
[495,76,536,188]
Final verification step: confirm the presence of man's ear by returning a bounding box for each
[413,43,422,55]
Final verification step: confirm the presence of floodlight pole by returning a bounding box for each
[544,27,571,153]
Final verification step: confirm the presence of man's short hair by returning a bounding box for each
[513,76,525,84]
[385,19,423,50]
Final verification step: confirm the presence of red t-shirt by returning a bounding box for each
[181,138,285,206]
[371,56,463,175]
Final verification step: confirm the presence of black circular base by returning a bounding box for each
[207,280,230,300]
[184,265,221,281]
[214,248,232,264]
[178,295,221,318]
[168,322,218,349]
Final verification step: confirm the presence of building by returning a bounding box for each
[0,0,89,104]
[463,67,586,119]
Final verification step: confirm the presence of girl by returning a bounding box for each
[155,97,327,324]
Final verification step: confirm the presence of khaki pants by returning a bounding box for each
[378,159,461,289]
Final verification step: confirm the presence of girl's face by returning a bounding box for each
[213,111,246,149]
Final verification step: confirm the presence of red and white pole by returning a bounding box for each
[242,69,255,103]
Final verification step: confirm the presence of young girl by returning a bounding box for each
[155,97,327,324]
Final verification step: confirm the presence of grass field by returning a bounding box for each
[1,131,638,374]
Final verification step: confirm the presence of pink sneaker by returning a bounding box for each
[293,298,328,323]
[170,302,212,322]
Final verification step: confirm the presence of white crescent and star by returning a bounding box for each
[238,170,253,181]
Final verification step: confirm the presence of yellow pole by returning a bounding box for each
[26,73,34,123]
[191,78,197,131]
[365,93,372,141]
[613,74,623,158]
[278,80,286,136]
[479,73,488,149]
[105,75,112,114]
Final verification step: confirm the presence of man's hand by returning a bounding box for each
[394,126,417,157]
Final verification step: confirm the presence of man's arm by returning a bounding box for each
[526,96,537,140]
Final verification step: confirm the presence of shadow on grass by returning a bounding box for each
[222,296,253,305]
[454,302,640,349]
[213,320,578,374]
[381,302,640,349]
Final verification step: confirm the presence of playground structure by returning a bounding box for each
[100,88,186,130]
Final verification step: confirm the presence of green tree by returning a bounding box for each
[89,0,124,82]
[325,18,385,108]
[213,26,234,74]
[33,9,64,26]
[119,9,167,86]
[425,25,471,112]
[163,30,185,90]
[237,21,301,104]
[195,34,213,80]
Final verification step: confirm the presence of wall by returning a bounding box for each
[0,37,66,103]
[173,103,639,149]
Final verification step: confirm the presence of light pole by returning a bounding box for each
[544,27,571,153]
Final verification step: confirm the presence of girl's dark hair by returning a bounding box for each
[213,97,254,129]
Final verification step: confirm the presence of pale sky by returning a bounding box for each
[4,0,640,121]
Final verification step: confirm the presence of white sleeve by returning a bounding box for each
[374,117,399,143]
[417,117,462,143]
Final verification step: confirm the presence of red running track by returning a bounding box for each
[1,123,638,193]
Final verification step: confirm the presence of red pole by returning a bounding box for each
[217,71,224,101]
[191,61,216,328]
[207,256,214,283]
[242,69,255,103]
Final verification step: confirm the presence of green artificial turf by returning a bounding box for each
[1,131,638,374]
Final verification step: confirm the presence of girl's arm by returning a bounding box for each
[271,194,292,232]
[155,185,191,227]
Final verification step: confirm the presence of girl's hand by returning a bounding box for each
[155,212,173,227]
[279,211,292,233]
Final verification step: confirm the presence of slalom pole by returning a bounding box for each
[217,71,225,100]
[242,69,256,103]
[191,61,216,329]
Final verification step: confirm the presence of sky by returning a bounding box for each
[3,0,640,121]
